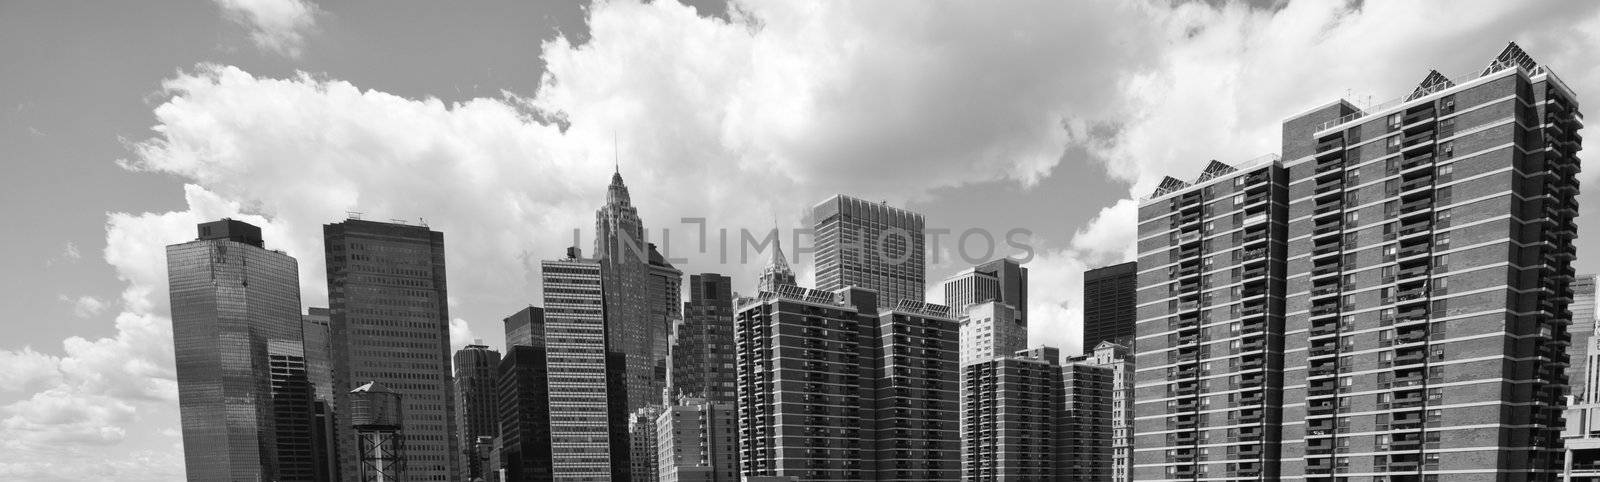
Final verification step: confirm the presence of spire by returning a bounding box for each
[758,231,796,293]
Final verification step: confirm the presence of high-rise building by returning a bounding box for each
[303,308,339,482]
[323,218,459,481]
[1572,275,1599,402]
[167,219,314,482]
[656,396,739,482]
[504,305,543,349]
[1084,261,1138,349]
[542,247,632,480]
[648,244,683,405]
[735,285,960,481]
[498,343,553,482]
[630,407,663,482]
[673,273,738,402]
[961,346,1064,480]
[1060,356,1114,480]
[1135,43,1581,480]
[812,195,927,308]
[1090,340,1136,482]
[1566,275,1600,480]
[955,301,1024,367]
[944,258,1029,367]
[1133,155,1289,480]
[595,168,672,412]
[943,258,1028,323]
[1278,43,1578,478]
[454,344,502,482]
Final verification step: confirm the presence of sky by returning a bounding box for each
[2,0,1600,479]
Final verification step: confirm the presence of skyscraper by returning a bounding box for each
[1572,275,1599,402]
[542,247,632,480]
[648,244,683,405]
[943,258,1028,323]
[673,273,737,402]
[303,307,339,482]
[961,347,1064,480]
[1090,341,1135,482]
[1278,43,1578,478]
[656,396,739,482]
[944,258,1029,367]
[504,305,543,349]
[1083,261,1137,349]
[955,301,1024,367]
[630,407,663,482]
[323,218,458,481]
[595,168,670,412]
[167,219,313,482]
[454,344,502,482]
[734,285,960,481]
[1060,356,1114,480]
[1133,156,1289,480]
[813,194,927,308]
[1568,276,1600,482]
[498,342,553,482]
[1135,43,1582,480]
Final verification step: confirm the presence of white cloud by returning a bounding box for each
[59,294,108,319]
[13,0,1600,475]
[450,318,478,352]
[61,241,81,261]
[214,0,321,58]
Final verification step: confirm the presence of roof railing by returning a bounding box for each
[1315,60,1561,132]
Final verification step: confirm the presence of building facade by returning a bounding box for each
[656,396,739,482]
[1279,43,1578,479]
[812,195,927,308]
[504,305,543,349]
[631,407,663,482]
[1134,156,1290,480]
[1084,261,1138,349]
[1568,275,1600,481]
[167,219,313,482]
[303,307,339,482]
[956,301,1025,367]
[323,218,459,481]
[673,273,738,402]
[943,258,1028,323]
[734,285,960,481]
[960,347,1064,480]
[1061,356,1114,480]
[595,169,670,413]
[1091,340,1136,482]
[454,344,502,482]
[542,247,632,480]
[498,343,553,482]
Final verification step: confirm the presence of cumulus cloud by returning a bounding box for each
[59,294,108,318]
[12,0,1600,476]
[450,318,478,352]
[214,0,321,58]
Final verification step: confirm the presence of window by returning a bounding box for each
[1441,96,1456,114]
[1441,142,1455,157]
[1387,135,1402,149]
[1234,193,1246,205]
[1388,113,1403,129]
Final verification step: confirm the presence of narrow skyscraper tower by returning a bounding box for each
[812,194,927,307]
[595,168,671,412]
[542,247,632,480]
[453,344,502,482]
[323,218,458,481]
[167,219,313,482]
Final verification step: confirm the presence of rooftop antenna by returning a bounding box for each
[613,131,620,174]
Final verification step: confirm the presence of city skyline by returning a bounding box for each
[6,1,1600,480]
